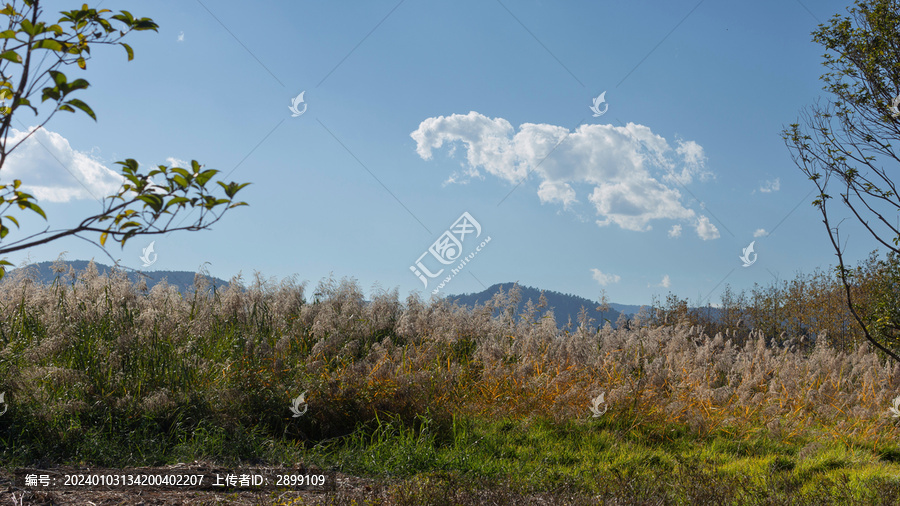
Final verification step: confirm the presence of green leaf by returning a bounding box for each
[165,196,190,210]
[65,98,95,120]
[171,175,188,188]
[218,181,251,198]
[41,87,60,102]
[19,19,35,36]
[21,201,46,220]
[121,42,133,61]
[0,30,17,39]
[112,11,135,25]
[68,78,89,92]
[170,167,191,179]
[118,221,141,230]
[32,39,63,51]
[116,159,139,173]
[195,169,219,187]
[100,231,108,246]
[136,194,163,212]
[49,70,66,86]
[133,18,159,32]
[0,50,22,63]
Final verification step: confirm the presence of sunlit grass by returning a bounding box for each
[2,261,900,502]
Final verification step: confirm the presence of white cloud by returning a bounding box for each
[588,177,693,232]
[177,31,184,42]
[2,127,123,202]
[591,268,621,286]
[753,228,767,237]
[165,157,189,169]
[668,224,682,238]
[666,139,712,185]
[759,178,780,193]
[411,112,714,238]
[695,215,720,240]
[658,274,671,288]
[537,180,577,207]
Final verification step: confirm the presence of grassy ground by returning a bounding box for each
[2,263,900,504]
[287,413,900,504]
[8,411,900,504]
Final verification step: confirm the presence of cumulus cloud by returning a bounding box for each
[668,224,682,238]
[658,274,671,288]
[695,215,720,240]
[0,127,186,202]
[591,268,621,286]
[537,180,577,207]
[411,111,715,238]
[759,178,780,193]
[2,127,123,202]
[753,228,767,237]
[177,31,184,42]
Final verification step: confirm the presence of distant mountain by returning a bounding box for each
[3,260,230,295]
[606,302,647,316]
[448,282,646,329]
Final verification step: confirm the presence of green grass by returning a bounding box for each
[298,414,900,504]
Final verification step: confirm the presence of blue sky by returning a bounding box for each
[0,0,877,306]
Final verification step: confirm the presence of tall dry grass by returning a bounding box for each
[655,250,900,354]
[1,259,899,462]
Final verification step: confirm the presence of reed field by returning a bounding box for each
[2,259,900,504]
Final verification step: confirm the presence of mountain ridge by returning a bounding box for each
[3,260,231,295]
[447,282,649,329]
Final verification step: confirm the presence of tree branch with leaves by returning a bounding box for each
[783,0,900,361]
[0,1,250,278]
